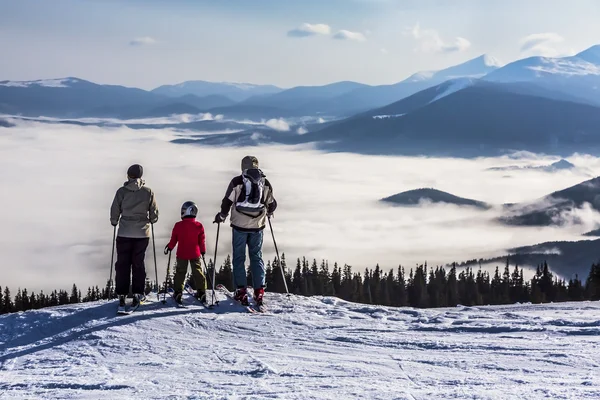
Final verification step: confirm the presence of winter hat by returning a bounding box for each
[127,164,143,179]
[241,156,259,171]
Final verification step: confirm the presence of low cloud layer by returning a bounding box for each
[407,23,471,53]
[1,120,599,292]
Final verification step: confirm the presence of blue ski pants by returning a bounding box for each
[232,228,265,289]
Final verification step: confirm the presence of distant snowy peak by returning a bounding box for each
[481,54,502,67]
[174,81,265,91]
[405,54,501,83]
[0,78,81,88]
[575,44,600,64]
[485,45,600,83]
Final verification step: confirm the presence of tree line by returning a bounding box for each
[2,256,600,315]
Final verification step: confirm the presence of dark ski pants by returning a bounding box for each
[232,228,265,289]
[173,258,206,294]
[115,236,149,296]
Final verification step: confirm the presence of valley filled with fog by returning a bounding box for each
[2,116,600,292]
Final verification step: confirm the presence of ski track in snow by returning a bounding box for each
[0,294,599,399]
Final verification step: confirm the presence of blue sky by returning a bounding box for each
[1,0,599,89]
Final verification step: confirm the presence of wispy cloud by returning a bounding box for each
[519,33,566,57]
[129,37,157,46]
[287,23,331,38]
[380,48,389,55]
[333,30,367,42]
[406,23,471,53]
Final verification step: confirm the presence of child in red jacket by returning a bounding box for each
[164,201,207,304]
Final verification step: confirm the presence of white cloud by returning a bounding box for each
[297,126,308,135]
[287,23,331,38]
[265,118,290,131]
[519,33,566,57]
[406,23,471,53]
[129,37,157,46]
[333,30,367,42]
[380,48,389,55]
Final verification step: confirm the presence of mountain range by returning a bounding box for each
[3,45,600,157]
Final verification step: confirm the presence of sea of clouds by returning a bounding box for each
[2,117,600,292]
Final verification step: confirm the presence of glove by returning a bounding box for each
[164,245,171,255]
[267,203,276,218]
[213,213,226,224]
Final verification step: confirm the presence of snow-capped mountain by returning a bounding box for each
[483,45,600,105]
[152,80,283,102]
[1,292,598,398]
[406,54,502,83]
[319,54,502,115]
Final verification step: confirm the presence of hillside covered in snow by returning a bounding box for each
[1,292,599,399]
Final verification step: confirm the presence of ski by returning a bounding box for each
[184,284,214,309]
[117,294,147,315]
[215,284,258,314]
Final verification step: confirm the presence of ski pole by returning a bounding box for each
[211,223,221,305]
[151,223,160,301]
[202,255,219,306]
[162,251,172,304]
[268,216,290,296]
[109,225,116,298]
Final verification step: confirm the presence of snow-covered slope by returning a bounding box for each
[1,293,599,399]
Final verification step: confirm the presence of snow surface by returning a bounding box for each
[528,57,600,77]
[430,78,475,103]
[372,114,405,119]
[0,78,78,88]
[1,294,599,399]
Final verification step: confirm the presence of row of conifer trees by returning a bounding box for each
[2,255,599,314]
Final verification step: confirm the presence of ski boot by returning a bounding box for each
[174,292,184,306]
[234,287,249,306]
[196,290,207,304]
[118,295,126,308]
[131,294,142,308]
[254,287,265,307]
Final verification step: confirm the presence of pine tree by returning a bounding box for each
[216,255,233,291]
[585,263,600,300]
[292,258,303,294]
[340,264,353,300]
[446,264,458,307]
[0,286,3,314]
[29,291,37,309]
[21,288,31,311]
[331,263,341,296]
[14,288,24,312]
[70,284,79,304]
[3,286,14,313]
[393,266,407,307]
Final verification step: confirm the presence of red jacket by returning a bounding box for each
[167,218,206,260]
